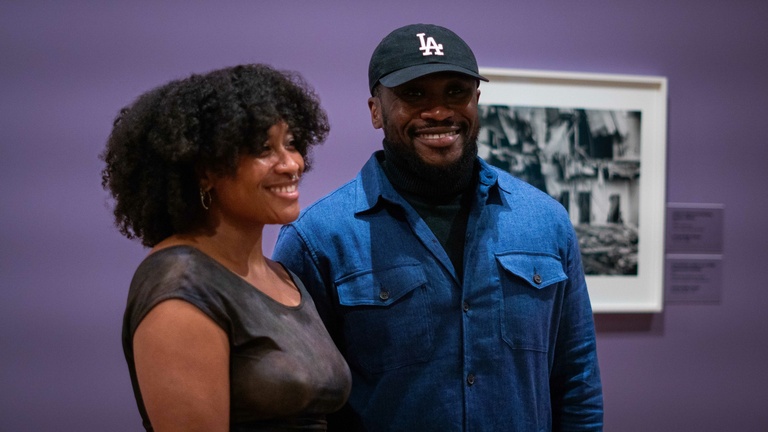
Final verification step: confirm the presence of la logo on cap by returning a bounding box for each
[417,33,444,56]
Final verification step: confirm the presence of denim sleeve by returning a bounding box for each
[273,224,339,340]
[550,227,604,431]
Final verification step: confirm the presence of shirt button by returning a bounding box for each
[533,274,542,284]
[379,290,390,301]
[462,302,470,312]
[467,374,476,386]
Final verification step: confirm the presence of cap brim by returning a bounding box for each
[378,63,489,89]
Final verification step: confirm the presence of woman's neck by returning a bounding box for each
[154,220,267,278]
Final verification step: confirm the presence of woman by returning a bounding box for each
[101,64,351,431]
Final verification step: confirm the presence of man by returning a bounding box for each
[273,23,603,431]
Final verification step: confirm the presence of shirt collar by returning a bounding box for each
[354,151,402,214]
[354,151,505,214]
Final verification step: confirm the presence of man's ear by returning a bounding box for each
[368,96,383,129]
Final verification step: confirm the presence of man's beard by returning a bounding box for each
[382,123,480,194]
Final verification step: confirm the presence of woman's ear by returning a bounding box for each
[197,167,216,192]
[368,96,383,129]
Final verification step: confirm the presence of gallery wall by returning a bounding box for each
[2,1,767,430]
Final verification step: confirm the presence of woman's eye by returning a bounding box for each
[252,144,272,157]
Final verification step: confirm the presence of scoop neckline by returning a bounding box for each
[151,244,305,309]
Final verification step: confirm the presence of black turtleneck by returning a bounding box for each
[379,146,477,280]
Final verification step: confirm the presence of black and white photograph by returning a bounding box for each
[479,104,642,276]
[476,68,668,312]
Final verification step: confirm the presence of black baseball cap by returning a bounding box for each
[368,23,488,93]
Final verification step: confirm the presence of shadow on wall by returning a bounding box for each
[594,313,665,334]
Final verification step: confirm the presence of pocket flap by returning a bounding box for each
[336,263,427,307]
[495,252,567,289]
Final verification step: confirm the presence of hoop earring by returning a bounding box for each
[199,188,212,210]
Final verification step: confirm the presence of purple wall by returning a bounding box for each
[2,1,767,430]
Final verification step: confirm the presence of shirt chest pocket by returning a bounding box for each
[335,263,433,374]
[496,252,567,352]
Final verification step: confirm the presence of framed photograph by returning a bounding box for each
[477,67,668,312]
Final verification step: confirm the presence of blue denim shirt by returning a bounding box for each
[274,152,603,431]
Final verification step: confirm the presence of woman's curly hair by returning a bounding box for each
[100,64,329,247]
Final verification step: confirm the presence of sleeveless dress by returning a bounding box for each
[122,245,351,431]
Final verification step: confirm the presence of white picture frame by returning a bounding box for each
[478,67,668,313]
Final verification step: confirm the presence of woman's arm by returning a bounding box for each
[133,299,230,432]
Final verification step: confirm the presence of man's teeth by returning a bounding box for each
[270,185,297,193]
[420,132,456,139]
